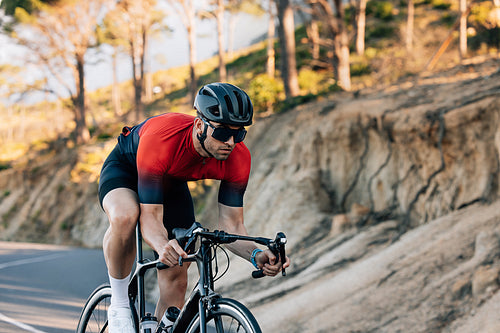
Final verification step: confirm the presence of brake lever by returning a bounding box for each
[252,232,287,279]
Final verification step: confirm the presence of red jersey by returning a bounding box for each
[118,113,251,207]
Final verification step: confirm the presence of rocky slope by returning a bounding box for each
[1,56,500,332]
[200,55,500,332]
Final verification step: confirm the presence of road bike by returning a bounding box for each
[76,222,287,333]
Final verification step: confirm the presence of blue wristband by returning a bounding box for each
[250,249,263,269]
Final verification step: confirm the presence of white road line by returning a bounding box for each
[0,312,48,333]
[0,253,64,270]
[0,253,65,331]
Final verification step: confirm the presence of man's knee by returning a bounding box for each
[103,188,139,234]
[108,206,138,231]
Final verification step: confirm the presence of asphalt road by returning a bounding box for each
[0,241,108,333]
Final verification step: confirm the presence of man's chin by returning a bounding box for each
[214,151,231,160]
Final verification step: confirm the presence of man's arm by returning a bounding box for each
[218,203,290,276]
[140,203,187,267]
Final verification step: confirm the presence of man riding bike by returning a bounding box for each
[98,82,290,332]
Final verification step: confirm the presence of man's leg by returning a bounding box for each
[103,187,139,279]
[102,188,139,332]
[155,264,189,319]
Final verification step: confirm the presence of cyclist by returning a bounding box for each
[98,82,291,332]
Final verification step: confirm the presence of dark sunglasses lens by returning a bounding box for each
[212,128,246,143]
[234,129,246,143]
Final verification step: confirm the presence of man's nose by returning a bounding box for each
[225,136,235,145]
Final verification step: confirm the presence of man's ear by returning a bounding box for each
[194,117,203,134]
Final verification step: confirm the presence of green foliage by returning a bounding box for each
[367,1,395,21]
[468,3,500,50]
[470,2,498,27]
[367,24,397,39]
[1,0,33,16]
[431,0,451,10]
[351,62,372,77]
[440,12,457,27]
[298,69,330,95]
[247,74,284,113]
[0,162,12,171]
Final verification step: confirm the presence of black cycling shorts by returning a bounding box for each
[98,145,195,237]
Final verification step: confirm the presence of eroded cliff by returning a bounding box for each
[1,56,500,332]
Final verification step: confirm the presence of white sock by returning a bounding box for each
[109,272,132,309]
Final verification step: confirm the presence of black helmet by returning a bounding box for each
[194,82,253,126]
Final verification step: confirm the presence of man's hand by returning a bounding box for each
[157,239,188,267]
[255,249,291,277]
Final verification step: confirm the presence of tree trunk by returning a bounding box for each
[112,49,122,116]
[406,0,414,52]
[187,3,197,105]
[276,0,300,98]
[216,0,227,82]
[459,0,467,59]
[267,1,276,78]
[356,0,367,55]
[74,53,90,144]
[332,0,351,91]
[228,14,235,60]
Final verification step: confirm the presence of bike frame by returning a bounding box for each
[129,225,220,333]
[128,223,286,333]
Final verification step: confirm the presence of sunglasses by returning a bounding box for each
[201,118,247,143]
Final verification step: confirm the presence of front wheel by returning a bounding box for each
[185,298,262,333]
[76,284,112,333]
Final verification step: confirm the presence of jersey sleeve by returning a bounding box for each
[136,133,169,204]
[217,144,251,207]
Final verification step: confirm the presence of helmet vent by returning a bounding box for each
[208,105,220,117]
[234,91,243,117]
[224,95,235,117]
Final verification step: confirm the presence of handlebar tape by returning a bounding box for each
[156,262,169,270]
[252,269,265,279]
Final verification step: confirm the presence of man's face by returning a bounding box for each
[203,120,244,161]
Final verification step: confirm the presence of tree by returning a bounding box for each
[200,0,227,82]
[276,0,300,98]
[354,0,367,55]
[167,0,197,105]
[8,0,112,144]
[266,0,276,78]
[406,0,415,52]
[103,0,163,121]
[215,0,227,82]
[459,0,467,59]
[310,0,351,91]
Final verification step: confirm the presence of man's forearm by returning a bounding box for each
[139,203,169,252]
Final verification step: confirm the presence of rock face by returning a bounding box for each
[200,57,500,332]
[1,57,500,332]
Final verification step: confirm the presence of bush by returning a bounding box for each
[0,162,11,171]
[431,0,452,10]
[351,62,372,77]
[248,74,284,113]
[367,1,394,21]
[298,69,329,94]
[367,25,397,39]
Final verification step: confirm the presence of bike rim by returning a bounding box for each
[83,289,111,333]
[186,301,260,333]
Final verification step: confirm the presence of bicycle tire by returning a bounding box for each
[185,298,262,333]
[76,284,112,333]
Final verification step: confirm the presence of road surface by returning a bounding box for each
[0,241,108,333]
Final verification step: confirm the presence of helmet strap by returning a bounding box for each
[197,123,214,158]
